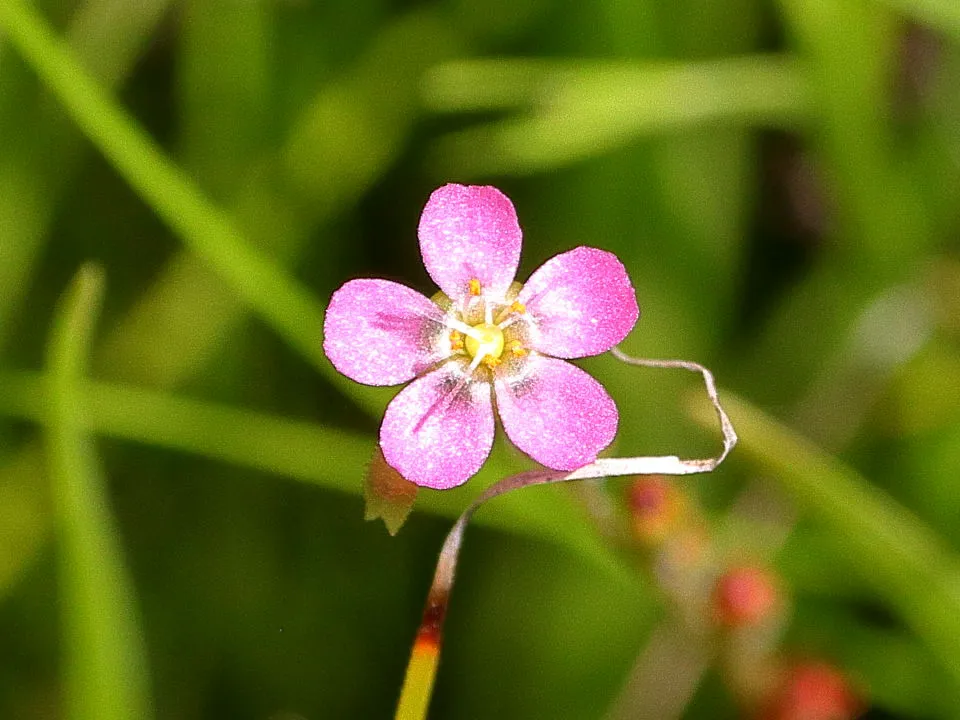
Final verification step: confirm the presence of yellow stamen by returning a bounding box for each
[449,330,464,352]
[495,300,527,325]
[468,278,482,296]
[483,356,501,369]
[509,341,527,357]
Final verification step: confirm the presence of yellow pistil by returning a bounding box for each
[464,323,504,363]
[468,278,482,296]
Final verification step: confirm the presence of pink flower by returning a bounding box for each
[323,184,639,489]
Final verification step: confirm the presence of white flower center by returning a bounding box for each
[439,279,529,374]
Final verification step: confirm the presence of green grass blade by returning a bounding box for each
[0,369,636,585]
[0,0,378,412]
[0,0,171,350]
[96,12,453,396]
[425,56,811,174]
[735,0,935,409]
[45,265,153,720]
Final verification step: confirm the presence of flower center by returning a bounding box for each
[464,323,504,361]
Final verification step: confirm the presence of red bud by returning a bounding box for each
[627,476,685,544]
[762,662,862,720]
[714,565,780,627]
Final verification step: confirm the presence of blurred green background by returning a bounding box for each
[1,0,959,717]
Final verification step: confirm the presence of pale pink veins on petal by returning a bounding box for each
[518,246,639,359]
[323,278,448,386]
[494,354,618,471]
[418,184,522,302]
[380,361,495,489]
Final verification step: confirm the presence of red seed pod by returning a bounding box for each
[627,476,685,544]
[761,662,862,720]
[713,565,780,627]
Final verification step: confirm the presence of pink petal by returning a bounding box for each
[380,361,495,489]
[418,184,522,302]
[518,246,639,358]
[494,354,618,471]
[323,279,448,386]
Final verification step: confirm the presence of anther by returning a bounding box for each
[468,278,482,296]
[495,300,527,326]
[449,330,464,352]
[509,341,527,357]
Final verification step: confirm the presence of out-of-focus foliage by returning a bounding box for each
[0,0,958,717]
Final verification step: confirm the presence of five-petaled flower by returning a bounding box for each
[323,184,639,489]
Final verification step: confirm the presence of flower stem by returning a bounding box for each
[395,539,458,720]
[394,625,443,720]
